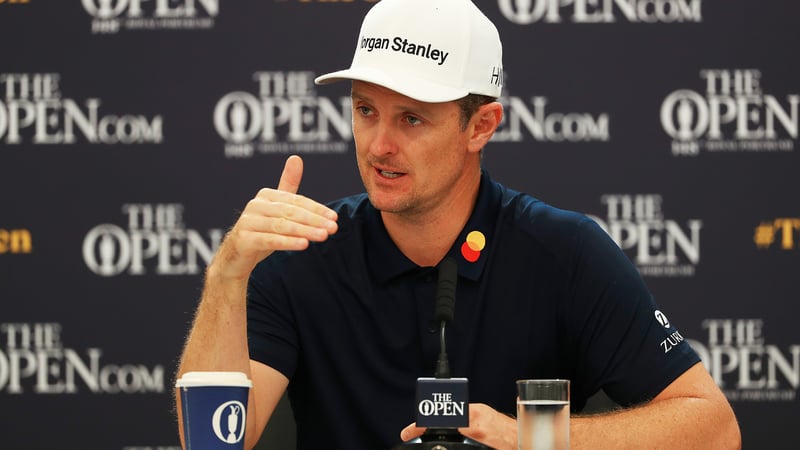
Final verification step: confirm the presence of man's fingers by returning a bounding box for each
[272,154,337,224]
[277,155,303,194]
[239,212,332,243]
[237,228,312,253]
[249,191,338,233]
[215,155,337,280]
[399,423,425,442]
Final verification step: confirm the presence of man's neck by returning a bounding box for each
[381,172,481,267]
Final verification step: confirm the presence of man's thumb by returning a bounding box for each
[277,155,303,193]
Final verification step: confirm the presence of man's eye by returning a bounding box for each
[356,106,372,116]
[405,115,422,125]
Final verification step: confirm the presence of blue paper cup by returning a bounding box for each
[176,371,253,450]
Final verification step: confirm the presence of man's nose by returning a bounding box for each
[368,121,399,156]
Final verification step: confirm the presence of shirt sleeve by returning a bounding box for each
[246,252,300,380]
[562,217,700,407]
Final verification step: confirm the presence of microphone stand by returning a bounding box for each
[391,259,494,450]
[390,319,492,449]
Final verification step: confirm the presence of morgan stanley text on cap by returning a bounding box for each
[314,0,504,103]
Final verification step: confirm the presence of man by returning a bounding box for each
[176,0,741,449]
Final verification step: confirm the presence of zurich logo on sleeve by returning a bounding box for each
[654,310,671,328]
[211,400,247,444]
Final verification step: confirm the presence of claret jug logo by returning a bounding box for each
[0,73,163,145]
[588,194,702,277]
[83,203,224,276]
[688,319,799,402]
[82,0,218,34]
[0,322,164,394]
[212,401,246,444]
[214,71,352,158]
[662,69,798,156]
[498,0,702,24]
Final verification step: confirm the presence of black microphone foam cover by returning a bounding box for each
[434,257,457,323]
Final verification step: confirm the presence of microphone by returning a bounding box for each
[434,256,456,379]
[391,257,493,450]
[434,256,457,324]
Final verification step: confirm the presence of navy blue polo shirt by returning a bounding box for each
[247,171,699,449]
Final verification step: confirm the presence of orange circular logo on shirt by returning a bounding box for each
[461,231,486,263]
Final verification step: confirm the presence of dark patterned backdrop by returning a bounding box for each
[1,1,797,448]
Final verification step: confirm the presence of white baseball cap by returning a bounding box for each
[314,0,503,103]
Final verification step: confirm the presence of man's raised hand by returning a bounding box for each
[210,155,338,282]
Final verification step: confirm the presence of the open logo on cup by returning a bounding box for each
[211,400,246,444]
[176,371,253,450]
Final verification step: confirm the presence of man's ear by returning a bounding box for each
[467,102,504,154]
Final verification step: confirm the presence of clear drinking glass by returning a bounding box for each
[516,379,570,450]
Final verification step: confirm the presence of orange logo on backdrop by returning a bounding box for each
[754,218,800,250]
[0,228,32,254]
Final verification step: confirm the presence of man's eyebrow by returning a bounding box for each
[350,90,371,103]
[351,88,439,117]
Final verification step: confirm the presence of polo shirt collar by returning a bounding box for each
[365,170,501,283]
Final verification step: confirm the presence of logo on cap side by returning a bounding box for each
[491,66,503,87]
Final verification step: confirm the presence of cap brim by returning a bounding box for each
[315,67,469,103]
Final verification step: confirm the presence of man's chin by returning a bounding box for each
[366,193,411,215]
